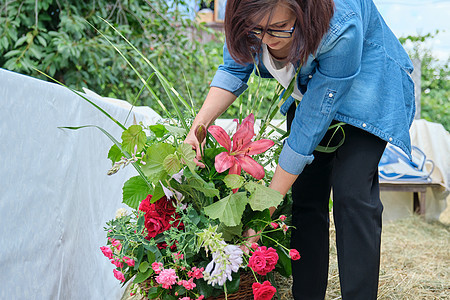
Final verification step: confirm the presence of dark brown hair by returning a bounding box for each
[224,0,335,65]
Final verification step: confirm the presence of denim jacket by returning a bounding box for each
[210,0,415,175]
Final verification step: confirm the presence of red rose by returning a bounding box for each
[252,281,276,300]
[248,246,279,276]
[154,196,176,216]
[144,214,169,239]
[289,249,301,260]
[139,194,154,212]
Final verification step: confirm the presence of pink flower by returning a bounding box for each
[178,278,196,290]
[100,246,113,259]
[270,222,279,229]
[248,246,279,276]
[152,262,163,274]
[113,269,125,283]
[208,114,274,188]
[196,296,205,300]
[187,267,204,279]
[155,268,178,289]
[173,252,184,261]
[179,297,191,300]
[111,258,124,268]
[279,215,287,221]
[125,258,135,267]
[251,243,259,250]
[252,281,276,300]
[289,249,301,260]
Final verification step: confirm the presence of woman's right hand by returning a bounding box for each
[184,125,206,168]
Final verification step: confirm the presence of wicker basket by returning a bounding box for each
[139,271,255,300]
[207,271,255,300]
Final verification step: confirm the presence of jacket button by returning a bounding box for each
[308,75,313,78]
[362,123,367,128]
[328,93,334,97]
[389,137,393,142]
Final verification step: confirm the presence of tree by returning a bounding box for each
[400,32,450,131]
[0,0,223,113]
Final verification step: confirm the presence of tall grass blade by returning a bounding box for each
[60,125,152,188]
[34,68,127,131]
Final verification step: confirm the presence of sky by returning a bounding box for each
[373,0,449,61]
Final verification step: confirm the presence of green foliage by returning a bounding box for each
[0,0,223,114]
[400,31,450,131]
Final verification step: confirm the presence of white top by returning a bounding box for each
[261,43,303,101]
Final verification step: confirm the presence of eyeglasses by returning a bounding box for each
[249,23,296,38]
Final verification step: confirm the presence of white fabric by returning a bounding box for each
[261,44,303,101]
[0,68,161,299]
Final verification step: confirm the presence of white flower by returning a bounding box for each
[115,208,128,219]
[203,244,243,286]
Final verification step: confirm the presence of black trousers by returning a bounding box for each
[287,104,387,299]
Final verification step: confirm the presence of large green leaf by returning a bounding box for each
[121,124,146,154]
[133,268,153,284]
[203,192,248,226]
[163,154,181,175]
[141,143,175,182]
[177,143,197,173]
[122,176,152,209]
[149,124,168,138]
[218,223,243,241]
[188,178,220,198]
[245,182,283,211]
[223,174,245,190]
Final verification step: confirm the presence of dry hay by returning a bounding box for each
[275,215,450,300]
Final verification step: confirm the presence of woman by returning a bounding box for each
[185,0,415,299]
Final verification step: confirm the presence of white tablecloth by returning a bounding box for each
[0,68,160,299]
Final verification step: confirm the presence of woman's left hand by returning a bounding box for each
[240,228,260,254]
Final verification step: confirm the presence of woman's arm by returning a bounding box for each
[185,87,237,165]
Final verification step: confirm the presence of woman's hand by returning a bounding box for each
[184,125,206,168]
[240,228,261,255]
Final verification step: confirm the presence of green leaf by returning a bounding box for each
[163,153,181,175]
[275,246,292,277]
[218,223,243,241]
[107,144,122,164]
[245,182,283,211]
[203,192,248,226]
[141,143,175,182]
[133,268,153,284]
[146,287,159,299]
[244,209,271,232]
[223,174,245,190]
[177,143,196,173]
[188,178,220,198]
[139,261,149,272]
[122,176,152,209]
[121,124,146,154]
[149,124,168,137]
[225,270,241,294]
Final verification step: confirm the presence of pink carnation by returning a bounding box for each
[196,296,205,300]
[100,246,113,259]
[178,278,196,290]
[125,258,135,267]
[270,222,279,229]
[113,269,125,282]
[155,268,178,289]
[248,246,279,276]
[289,249,301,260]
[279,215,287,221]
[179,297,191,300]
[152,262,163,274]
[111,258,124,268]
[187,267,204,279]
[251,243,259,250]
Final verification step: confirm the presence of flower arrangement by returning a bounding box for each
[99,113,299,299]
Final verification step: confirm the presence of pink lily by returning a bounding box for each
[208,114,274,184]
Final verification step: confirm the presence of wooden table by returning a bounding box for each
[379,181,443,215]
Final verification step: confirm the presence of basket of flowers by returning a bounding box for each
[98,113,300,300]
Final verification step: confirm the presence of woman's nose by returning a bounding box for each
[262,34,276,45]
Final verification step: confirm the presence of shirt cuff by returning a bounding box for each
[210,70,248,97]
[278,140,314,175]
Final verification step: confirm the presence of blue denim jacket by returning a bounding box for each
[210,0,415,175]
